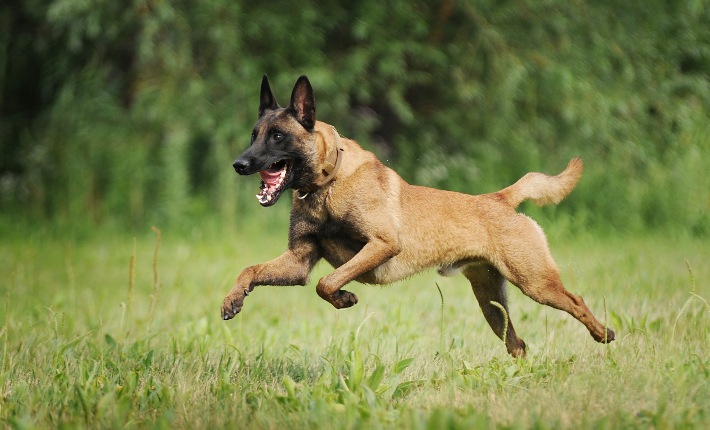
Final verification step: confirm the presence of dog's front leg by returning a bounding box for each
[221,244,318,320]
[316,237,401,309]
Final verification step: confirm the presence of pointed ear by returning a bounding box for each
[288,75,316,130]
[258,74,279,117]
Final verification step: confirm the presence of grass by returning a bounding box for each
[0,220,708,429]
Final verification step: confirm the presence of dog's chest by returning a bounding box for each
[319,217,364,245]
[314,218,366,267]
[293,193,367,266]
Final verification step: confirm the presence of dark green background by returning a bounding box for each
[1,0,708,235]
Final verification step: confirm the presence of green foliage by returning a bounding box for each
[1,0,708,233]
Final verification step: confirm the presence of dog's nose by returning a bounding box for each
[233,158,250,174]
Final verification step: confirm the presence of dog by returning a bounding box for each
[221,75,615,357]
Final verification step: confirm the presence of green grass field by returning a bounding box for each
[1,221,708,429]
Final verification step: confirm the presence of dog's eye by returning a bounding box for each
[272,132,284,142]
[251,130,257,143]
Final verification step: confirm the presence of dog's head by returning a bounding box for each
[233,75,323,207]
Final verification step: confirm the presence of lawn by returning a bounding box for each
[1,221,707,429]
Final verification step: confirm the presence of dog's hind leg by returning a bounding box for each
[462,264,527,358]
[494,219,615,344]
[510,270,615,344]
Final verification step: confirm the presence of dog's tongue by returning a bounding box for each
[259,169,282,188]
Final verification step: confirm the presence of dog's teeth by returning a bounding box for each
[256,192,270,204]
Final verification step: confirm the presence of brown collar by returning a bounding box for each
[296,127,344,200]
[313,127,344,187]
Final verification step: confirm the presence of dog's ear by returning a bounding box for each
[259,74,279,117]
[288,75,316,130]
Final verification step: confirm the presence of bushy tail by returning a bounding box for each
[497,157,583,209]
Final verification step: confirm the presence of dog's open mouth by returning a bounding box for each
[256,160,291,206]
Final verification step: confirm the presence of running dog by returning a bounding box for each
[221,75,615,357]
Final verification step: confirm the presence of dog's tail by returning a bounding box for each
[496,157,583,209]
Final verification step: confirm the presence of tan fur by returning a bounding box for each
[497,157,584,208]
[221,77,615,357]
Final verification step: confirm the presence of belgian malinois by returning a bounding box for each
[221,75,615,357]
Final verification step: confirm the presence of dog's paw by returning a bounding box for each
[331,289,358,309]
[507,339,527,358]
[221,290,247,320]
[592,327,616,343]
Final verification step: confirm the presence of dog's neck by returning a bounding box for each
[297,126,344,199]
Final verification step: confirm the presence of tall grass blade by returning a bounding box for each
[435,282,445,353]
[490,301,509,349]
[128,237,136,314]
[148,226,162,327]
[2,293,8,371]
[672,261,709,343]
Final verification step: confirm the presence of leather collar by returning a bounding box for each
[313,126,344,187]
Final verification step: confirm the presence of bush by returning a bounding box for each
[1,0,708,234]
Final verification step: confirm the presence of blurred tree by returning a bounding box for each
[0,0,707,234]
